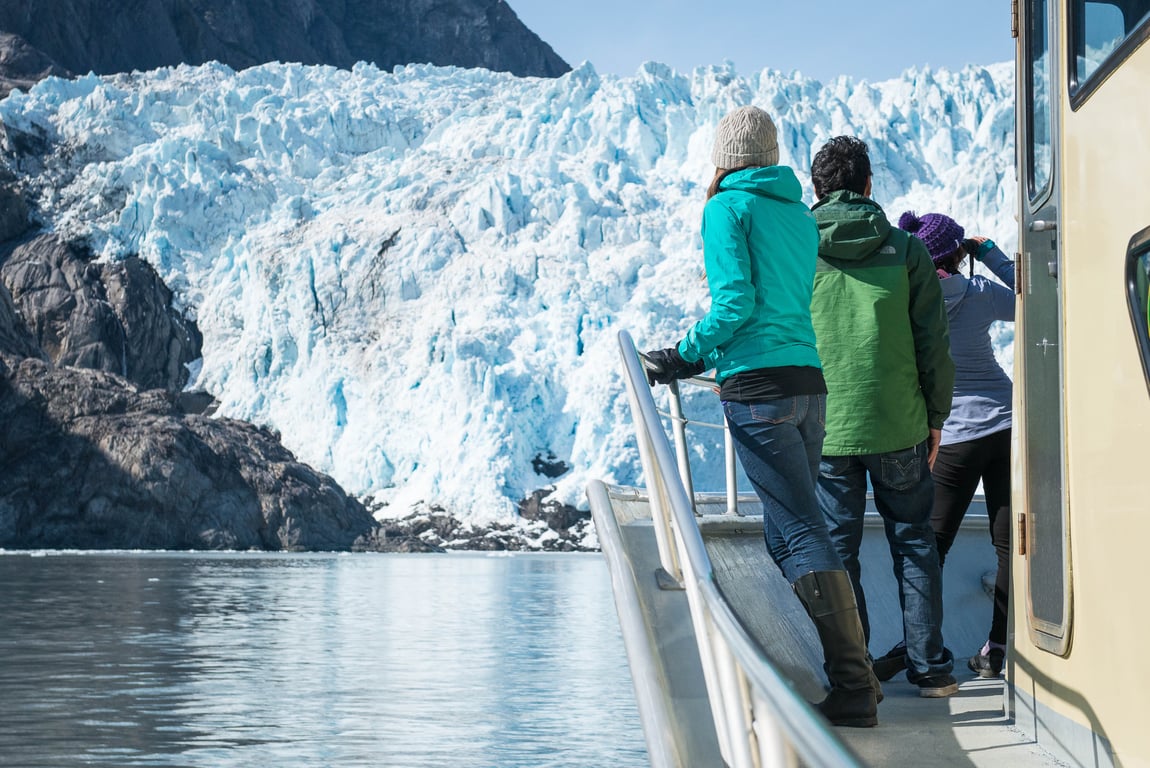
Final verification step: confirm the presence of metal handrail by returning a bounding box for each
[655,373,743,516]
[617,329,863,768]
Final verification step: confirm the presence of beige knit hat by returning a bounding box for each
[711,105,779,169]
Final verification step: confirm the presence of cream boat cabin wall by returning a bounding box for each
[1010,0,1150,762]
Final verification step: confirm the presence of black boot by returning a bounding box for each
[793,571,879,728]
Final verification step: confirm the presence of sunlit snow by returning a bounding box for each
[0,59,1017,521]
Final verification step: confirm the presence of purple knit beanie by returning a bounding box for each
[897,211,965,263]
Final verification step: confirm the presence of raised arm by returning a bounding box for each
[906,236,956,433]
[973,239,1016,321]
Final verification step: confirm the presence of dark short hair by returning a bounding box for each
[810,136,871,198]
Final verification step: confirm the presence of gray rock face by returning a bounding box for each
[0,268,40,359]
[1,234,202,393]
[0,31,71,98]
[0,0,569,98]
[0,355,382,550]
[0,227,389,551]
[0,167,31,243]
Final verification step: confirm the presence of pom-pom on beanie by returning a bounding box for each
[712,106,779,169]
[897,210,965,263]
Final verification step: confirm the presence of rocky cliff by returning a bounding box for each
[0,225,392,551]
[0,355,385,550]
[0,0,569,98]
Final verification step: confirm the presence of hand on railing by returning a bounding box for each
[643,346,706,386]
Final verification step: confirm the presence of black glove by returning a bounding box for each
[644,346,705,386]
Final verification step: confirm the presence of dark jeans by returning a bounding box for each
[722,396,845,582]
[931,428,1012,646]
[817,441,953,679]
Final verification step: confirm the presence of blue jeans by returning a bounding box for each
[817,441,953,679]
[723,396,845,582]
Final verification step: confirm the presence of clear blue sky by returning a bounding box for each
[508,0,1016,83]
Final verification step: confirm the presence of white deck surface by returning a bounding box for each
[596,490,1064,767]
[839,676,1064,767]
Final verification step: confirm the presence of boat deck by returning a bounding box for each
[597,488,1061,767]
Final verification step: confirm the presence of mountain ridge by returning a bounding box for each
[0,0,570,98]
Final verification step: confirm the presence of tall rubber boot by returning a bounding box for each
[793,570,879,728]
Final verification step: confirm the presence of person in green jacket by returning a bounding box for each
[808,136,958,698]
[646,107,878,727]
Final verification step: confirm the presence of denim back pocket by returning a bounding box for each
[748,397,798,425]
[878,444,923,491]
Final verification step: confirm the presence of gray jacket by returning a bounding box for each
[938,245,1015,445]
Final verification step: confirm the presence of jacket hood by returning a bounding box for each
[719,165,804,204]
[810,189,892,261]
[940,272,970,315]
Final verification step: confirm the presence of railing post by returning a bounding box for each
[667,379,697,513]
[752,697,797,768]
[725,419,739,515]
[713,625,757,768]
[632,403,684,587]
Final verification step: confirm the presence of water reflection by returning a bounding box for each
[0,552,648,767]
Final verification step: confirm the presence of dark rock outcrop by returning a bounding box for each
[0,225,390,551]
[518,487,587,531]
[0,355,381,550]
[1,234,202,393]
[0,0,570,98]
[0,261,40,360]
[0,167,31,243]
[367,503,596,552]
[0,31,72,99]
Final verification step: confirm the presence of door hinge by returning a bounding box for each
[1011,0,1019,37]
[1015,252,1023,295]
[1018,512,1027,556]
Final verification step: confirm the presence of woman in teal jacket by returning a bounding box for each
[646,105,878,728]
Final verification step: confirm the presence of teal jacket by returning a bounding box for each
[809,190,954,455]
[677,166,822,383]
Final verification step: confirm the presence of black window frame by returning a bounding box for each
[1028,0,1056,203]
[1068,0,1150,109]
[1125,226,1150,396]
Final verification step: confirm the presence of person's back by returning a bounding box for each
[809,191,951,454]
[936,250,1014,445]
[807,136,957,698]
[682,165,822,380]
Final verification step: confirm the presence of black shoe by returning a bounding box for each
[915,674,959,698]
[817,687,878,728]
[967,648,1005,678]
[871,642,908,682]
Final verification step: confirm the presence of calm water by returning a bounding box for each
[0,551,649,768]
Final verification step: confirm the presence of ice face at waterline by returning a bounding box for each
[0,58,1015,520]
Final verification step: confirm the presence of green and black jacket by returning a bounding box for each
[810,190,955,455]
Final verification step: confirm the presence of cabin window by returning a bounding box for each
[1069,0,1150,106]
[1027,0,1053,199]
[1127,228,1150,395]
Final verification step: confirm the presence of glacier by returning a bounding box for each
[0,58,1017,522]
